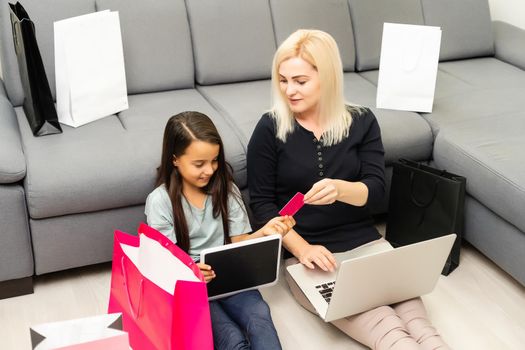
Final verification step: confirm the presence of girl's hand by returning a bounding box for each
[304,178,340,205]
[197,262,215,283]
[261,216,296,237]
[298,243,337,272]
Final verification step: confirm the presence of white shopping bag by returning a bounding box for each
[54,11,128,127]
[30,313,129,350]
[376,23,441,113]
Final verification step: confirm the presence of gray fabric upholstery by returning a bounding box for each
[270,0,356,72]
[197,80,272,146]
[464,195,525,285]
[421,0,494,61]
[438,58,525,89]
[359,68,474,102]
[0,94,25,183]
[0,0,95,106]
[0,185,33,281]
[16,89,245,219]
[423,87,525,134]
[493,21,525,71]
[31,204,145,275]
[433,112,525,235]
[185,0,276,85]
[343,73,433,164]
[347,0,424,71]
[96,0,194,93]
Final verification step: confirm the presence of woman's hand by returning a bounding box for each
[260,216,296,237]
[304,178,340,205]
[297,243,337,272]
[197,262,215,283]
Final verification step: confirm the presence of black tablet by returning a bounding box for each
[200,235,282,300]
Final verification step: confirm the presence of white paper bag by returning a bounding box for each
[376,23,442,113]
[30,313,129,350]
[54,11,128,127]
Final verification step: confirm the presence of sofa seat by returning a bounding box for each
[199,74,433,166]
[343,73,433,164]
[432,111,525,235]
[438,57,525,89]
[15,89,245,220]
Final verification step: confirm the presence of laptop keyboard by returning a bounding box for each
[315,281,335,303]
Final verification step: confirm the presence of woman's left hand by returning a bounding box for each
[304,178,340,205]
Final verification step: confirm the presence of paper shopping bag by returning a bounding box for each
[54,11,128,127]
[9,2,62,136]
[108,223,213,350]
[386,159,466,275]
[376,23,442,113]
[30,313,129,350]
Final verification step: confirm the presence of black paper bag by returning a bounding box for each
[9,2,61,136]
[386,159,466,275]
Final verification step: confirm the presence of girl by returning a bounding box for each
[247,29,450,350]
[145,111,295,350]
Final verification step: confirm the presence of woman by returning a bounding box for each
[247,30,449,350]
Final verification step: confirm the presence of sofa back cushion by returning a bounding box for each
[348,0,424,72]
[185,0,276,85]
[421,0,494,61]
[270,0,356,72]
[96,0,195,93]
[0,0,95,106]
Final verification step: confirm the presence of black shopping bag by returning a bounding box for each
[385,159,466,275]
[9,2,61,136]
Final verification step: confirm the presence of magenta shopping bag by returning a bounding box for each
[108,223,213,350]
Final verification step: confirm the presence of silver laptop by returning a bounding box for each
[286,234,456,322]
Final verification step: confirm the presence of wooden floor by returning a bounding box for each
[1,240,524,349]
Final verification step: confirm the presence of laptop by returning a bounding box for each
[286,234,456,322]
[200,235,281,300]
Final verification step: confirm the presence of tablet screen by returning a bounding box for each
[201,235,281,299]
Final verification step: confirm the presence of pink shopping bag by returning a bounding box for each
[108,223,213,350]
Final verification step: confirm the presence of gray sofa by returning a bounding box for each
[0,0,524,304]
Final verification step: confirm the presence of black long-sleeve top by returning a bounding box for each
[247,107,385,256]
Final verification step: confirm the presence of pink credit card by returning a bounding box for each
[279,192,305,216]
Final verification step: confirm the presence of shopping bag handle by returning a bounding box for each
[409,171,439,208]
[121,256,144,320]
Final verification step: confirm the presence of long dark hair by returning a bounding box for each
[156,111,234,252]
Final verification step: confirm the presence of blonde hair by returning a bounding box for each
[270,29,362,146]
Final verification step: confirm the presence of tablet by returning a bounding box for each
[200,235,282,300]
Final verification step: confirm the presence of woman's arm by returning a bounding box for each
[247,115,281,227]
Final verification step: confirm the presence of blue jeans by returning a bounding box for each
[209,290,282,350]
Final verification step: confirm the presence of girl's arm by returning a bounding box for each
[231,215,296,243]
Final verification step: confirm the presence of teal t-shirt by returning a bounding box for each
[144,184,251,261]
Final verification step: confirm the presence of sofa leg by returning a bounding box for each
[0,276,34,300]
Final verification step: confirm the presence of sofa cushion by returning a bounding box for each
[433,111,525,234]
[185,0,276,85]
[197,80,272,146]
[493,21,525,71]
[438,58,525,90]
[423,87,525,134]
[421,0,494,61]
[96,0,194,93]
[16,90,245,219]
[270,0,356,72]
[343,73,433,164]
[0,0,95,106]
[199,75,433,165]
[359,68,474,101]
[0,95,25,183]
[347,0,424,71]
